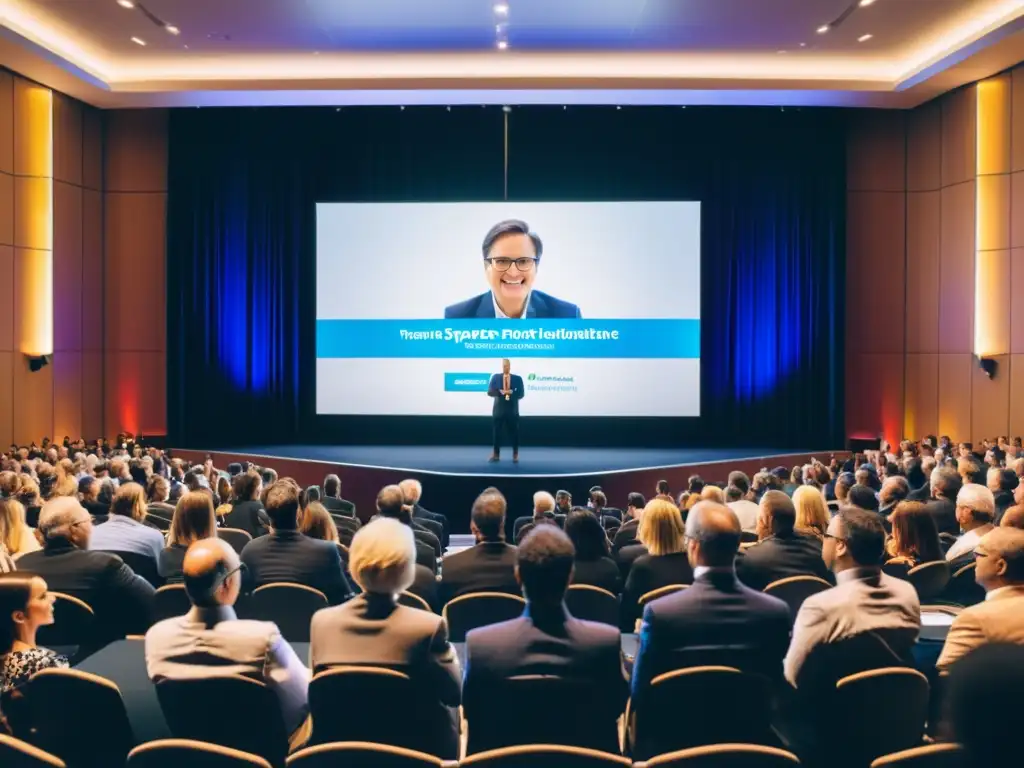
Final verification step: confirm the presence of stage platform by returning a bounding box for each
[175,444,840,535]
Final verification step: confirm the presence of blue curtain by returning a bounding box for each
[168,106,844,448]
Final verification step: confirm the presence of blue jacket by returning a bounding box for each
[444,289,582,319]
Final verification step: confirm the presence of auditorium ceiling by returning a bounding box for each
[1,0,1023,107]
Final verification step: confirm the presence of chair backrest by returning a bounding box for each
[441,592,526,642]
[153,584,191,623]
[763,575,832,622]
[906,561,951,600]
[464,674,622,755]
[937,532,958,554]
[564,584,619,626]
[218,527,253,555]
[638,583,689,608]
[460,745,631,768]
[835,667,931,764]
[27,668,135,767]
[632,667,772,760]
[102,550,164,588]
[638,743,801,767]
[869,743,966,768]
[397,591,432,612]
[128,739,273,768]
[246,582,328,642]
[0,735,66,768]
[792,629,912,704]
[35,592,95,649]
[945,562,984,606]
[156,675,289,765]
[287,741,452,768]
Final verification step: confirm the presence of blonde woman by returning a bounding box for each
[792,485,830,539]
[89,482,165,562]
[301,501,340,544]
[621,498,693,630]
[160,491,218,582]
[0,499,40,560]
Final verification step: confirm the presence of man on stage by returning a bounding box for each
[488,359,524,463]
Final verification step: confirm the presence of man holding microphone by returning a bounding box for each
[488,359,524,463]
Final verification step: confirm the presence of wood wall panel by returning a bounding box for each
[1012,172,1024,249]
[53,351,82,442]
[0,352,12,446]
[1013,68,1024,172]
[53,181,83,352]
[0,246,12,352]
[1010,355,1024,438]
[0,71,12,175]
[942,87,977,188]
[939,181,976,353]
[81,351,103,440]
[12,356,52,445]
[104,193,166,352]
[52,94,82,186]
[82,189,103,348]
[105,110,167,193]
[971,353,1010,442]
[0,172,11,246]
[977,173,1010,252]
[847,191,906,353]
[1013,248,1024,354]
[907,99,942,191]
[904,354,939,439]
[937,354,973,440]
[847,111,906,192]
[906,191,941,353]
[104,352,166,436]
[847,353,904,446]
[82,108,102,191]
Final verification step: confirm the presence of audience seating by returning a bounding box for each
[637,585,689,610]
[936,533,957,554]
[155,676,290,766]
[287,742,456,768]
[146,514,172,532]
[36,592,95,655]
[153,584,191,623]
[218,528,253,555]
[308,668,418,749]
[442,593,526,642]
[945,563,983,606]
[833,668,930,765]
[460,745,632,768]
[104,550,164,588]
[634,744,801,768]
[629,667,772,760]
[398,591,433,612]
[564,584,619,626]
[762,575,831,622]
[27,668,135,767]
[0,735,66,768]
[869,743,966,768]
[905,562,951,601]
[244,583,328,642]
[127,740,273,768]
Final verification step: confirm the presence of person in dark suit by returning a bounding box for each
[439,490,518,605]
[399,479,449,549]
[375,485,439,573]
[621,499,694,630]
[463,525,627,754]
[926,466,963,536]
[488,358,524,463]
[17,497,156,643]
[240,481,354,605]
[612,492,646,553]
[631,501,791,697]
[443,219,581,320]
[321,474,357,518]
[564,509,621,594]
[223,470,270,539]
[737,490,833,591]
[310,518,460,759]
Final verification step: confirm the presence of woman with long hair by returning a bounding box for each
[301,501,340,543]
[886,501,944,569]
[0,500,39,561]
[161,491,218,582]
[215,476,233,521]
[564,509,620,595]
[621,499,693,630]
[793,485,830,539]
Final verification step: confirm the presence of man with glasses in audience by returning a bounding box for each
[444,219,582,319]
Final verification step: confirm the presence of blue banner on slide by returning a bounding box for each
[316,319,699,359]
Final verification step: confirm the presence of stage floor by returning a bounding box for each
[210,444,817,477]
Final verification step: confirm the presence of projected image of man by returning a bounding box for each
[444,219,582,319]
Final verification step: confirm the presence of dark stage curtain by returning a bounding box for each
[168,106,845,448]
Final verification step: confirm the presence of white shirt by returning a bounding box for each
[492,291,531,319]
[728,500,760,533]
[986,585,1016,602]
[945,527,989,562]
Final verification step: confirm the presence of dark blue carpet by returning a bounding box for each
[213,445,819,477]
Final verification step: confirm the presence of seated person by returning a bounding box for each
[0,499,40,560]
[89,482,165,563]
[310,518,460,759]
[565,509,621,595]
[611,493,646,552]
[145,537,310,744]
[439,490,519,605]
[737,490,832,591]
[223,471,270,539]
[160,491,218,583]
[621,498,694,630]
[946,484,997,562]
[514,491,559,546]
[374,486,439,572]
[883,501,944,573]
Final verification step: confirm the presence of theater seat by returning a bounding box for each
[442,593,525,642]
[634,743,800,768]
[460,745,631,768]
[128,739,272,768]
[763,575,832,623]
[217,528,253,555]
[869,743,967,768]
[906,562,951,601]
[398,591,432,612]
[637,584,689,610]
[834,667,930,765]
[153,584,191,623]
[0,735,66,768]
[287,742,456,768]
[245,583,328,642]
[564,584,619,626]
[36,592,95,659]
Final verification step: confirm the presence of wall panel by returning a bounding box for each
[53,93,83,186]
[1012,68,1024,172]
[82,189,103,347]
[976,249,1011,359]
[53,350,82,441]
[847,191,906,354]
[904,354,939,439]
[937,354,973,441]
[846,353,904,447]
[941,87,977,187]
[105,110,167,193]
[81,351,104,440]
[939,181,976,353]
[906,191,941,353]
[847,111,906,192]
[0,171,11,246]
[0,71,12,175]
[53,181,83,352]
[907,99,942,191]
[1010,355,1024,438]
[971,353,1010,442]
[104,352,166,437]
[1013,248,1024,354]
[976,173,1010,252]
[0,352,12,446]
[82,108,102,191]
[12,356,52,445]
[0,246,11,352]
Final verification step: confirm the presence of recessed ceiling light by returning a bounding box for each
[497,40,508,50]
[777,50,787,54]
[858,33,873,42]
[859,0,876,6]
[799,42,807,47]
[494,3,509,14]
[116,0,135,7]
[165,24,180,35]
[130,36,146,46]
[816,24,829,34]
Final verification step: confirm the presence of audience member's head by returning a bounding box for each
[37,497,91,549]
[554,490,572,512]
[991,467,1019,496]
[348,517,415,596]
[264,481,301,531]
[260,467,278,487]
[399,478,423,506]
[792,485,829,537]
[301,485,322,510]
[301,501,339,543]
[77,476,98,503]
[146,474,169,504]
[655,479,670,497]
[687,475,705,494]
[684,501,741,570]
[471,490,506,543]
[727,471,750,495]
[973,527,1024,592]
[956,484,996,532]
[638,498,685,556]
[0,573,55,653]
[824,506,886,572]
[626,492,646,518]
[758,490,796,539]
[232,470,261,503]
[533,490,555,517]
[376,484,412,525]
[590,490,607,511]
[700,485,725,504]
[516,525,575,604]
[0,499,28,555]
[183,537,243,609]
[903,457,926,489]
[564,509,609,560]
[323,474,342,499]
[725,485,743,503]
[888,501,943,564]
[834,472,856,502]
[110,482,148,522]
[958,456,986,486]
[879,475,910,508]
[847,483,880,512]
[167,490,218,548]
[1000,505,1024,530]
[931,466,963,502]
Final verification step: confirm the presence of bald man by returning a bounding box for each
[630,502,791,702]
[1000,505,1024,530]
[937,528,1024,671]
[145,538,311,738]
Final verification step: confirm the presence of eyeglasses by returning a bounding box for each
[69,519,91,530]
[485,257,538,272]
